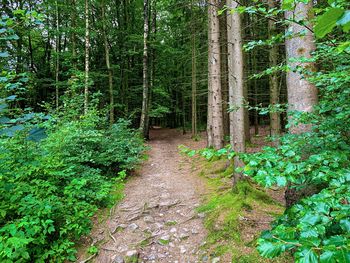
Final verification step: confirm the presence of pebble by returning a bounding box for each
[179,245,187,254]
[128,223,139,231]
[198,213,205,218]
[112,255,124,263]
[126,250,138,257]
[212,257,220,263]
[170,227,177,233]
[202,255,209,262]
[191,228,199,234]
[143,215,154,223]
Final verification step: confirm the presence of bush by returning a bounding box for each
[0,114,144,262]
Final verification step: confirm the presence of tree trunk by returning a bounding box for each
[207,2,213,147]
[191,0,197,138]
[101,0,114,125]
[208,0,223,149]
[268,0,280,136]
[71,0,77,69]
[220,0,229,138]
[84,0,90,115]
[285,1,318,208]
[285,2,318,134]
[227,0,245,184]
[55,0,60,110]
[140,0,150,138]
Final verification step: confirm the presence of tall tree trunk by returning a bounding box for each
[55,0,60,110]
[84,0,90,114]
[71,0,77,69]
[191,0,197,138]
[285,1,318,208]
[285,2,318,134]
[208,0,223,149]
[220,0,229,138]
[227,0,245,184]
[101,0,114,125]
[268,0,280,136]
[207,2,213,147]
[140,0,150,138]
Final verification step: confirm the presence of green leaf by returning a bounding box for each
[276,176,287,187]
[320,251,336,263]
[296,248,319,263]
[315,8,345,38]
[339,219,350,232]
[257,241,285,258]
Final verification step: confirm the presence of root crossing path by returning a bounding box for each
[92,129,208,263]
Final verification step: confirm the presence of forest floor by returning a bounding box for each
[77,127,289,263]
[78,128,209,263]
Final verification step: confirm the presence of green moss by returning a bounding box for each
[196,161,287,262]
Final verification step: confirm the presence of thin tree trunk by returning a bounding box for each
[208,0,223,149]
[220,0,229,138]
[55,0,60,109]
[285,2,318,134]
[268,0,280,136]
[71,0,77,69]
[101,0,114,125]
[140,0,150,138]
[227,0,245,184]
[191,0,197,138]
[84,0,90,114]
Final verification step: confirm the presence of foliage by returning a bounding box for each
[0,113,144,262]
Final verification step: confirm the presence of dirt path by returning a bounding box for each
[92,129,208,263]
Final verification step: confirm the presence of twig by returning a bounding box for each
[79,253,97,263]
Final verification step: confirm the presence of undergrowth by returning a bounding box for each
[195,158,289,262]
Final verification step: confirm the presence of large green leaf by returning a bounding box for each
[257,241,285,258]
[315,8,345,38]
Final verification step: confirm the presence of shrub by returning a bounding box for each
[0,114,144,262]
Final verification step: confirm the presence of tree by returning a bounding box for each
[191,0,197,138]
[268,0,280,136]
[285,1,318,134]
[208,0,223,149]
[140,0,150,138]
[227,0,245,184]
[101,0,114,125]
[84,0,90,114]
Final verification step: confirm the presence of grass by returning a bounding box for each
[195,158,291,262]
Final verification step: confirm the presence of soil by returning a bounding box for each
[80,128,209,263]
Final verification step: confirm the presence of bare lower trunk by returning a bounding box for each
[285,2,318,134]
[140,0,150,138]
[207,2,213,147]
[220,0,229,138]
[84,0,90,115]
[191,0,197,138]
[268,0,280,136]
[101,0,114,125]
[227,0,245,184]
[208,0,223,149]
[55,0,60,110]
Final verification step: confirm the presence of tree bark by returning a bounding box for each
[285,1,318,134]
[55,0,60,110]
[191,0,197,138]
[220,0,229,138]
[227,0,245,184]
[208,0,224,149]
[268,0,280,136]
[140,0,150,138]
[101,0,114,125]
[84,0,90,115]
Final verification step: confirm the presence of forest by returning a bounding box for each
[0,0,349,262]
